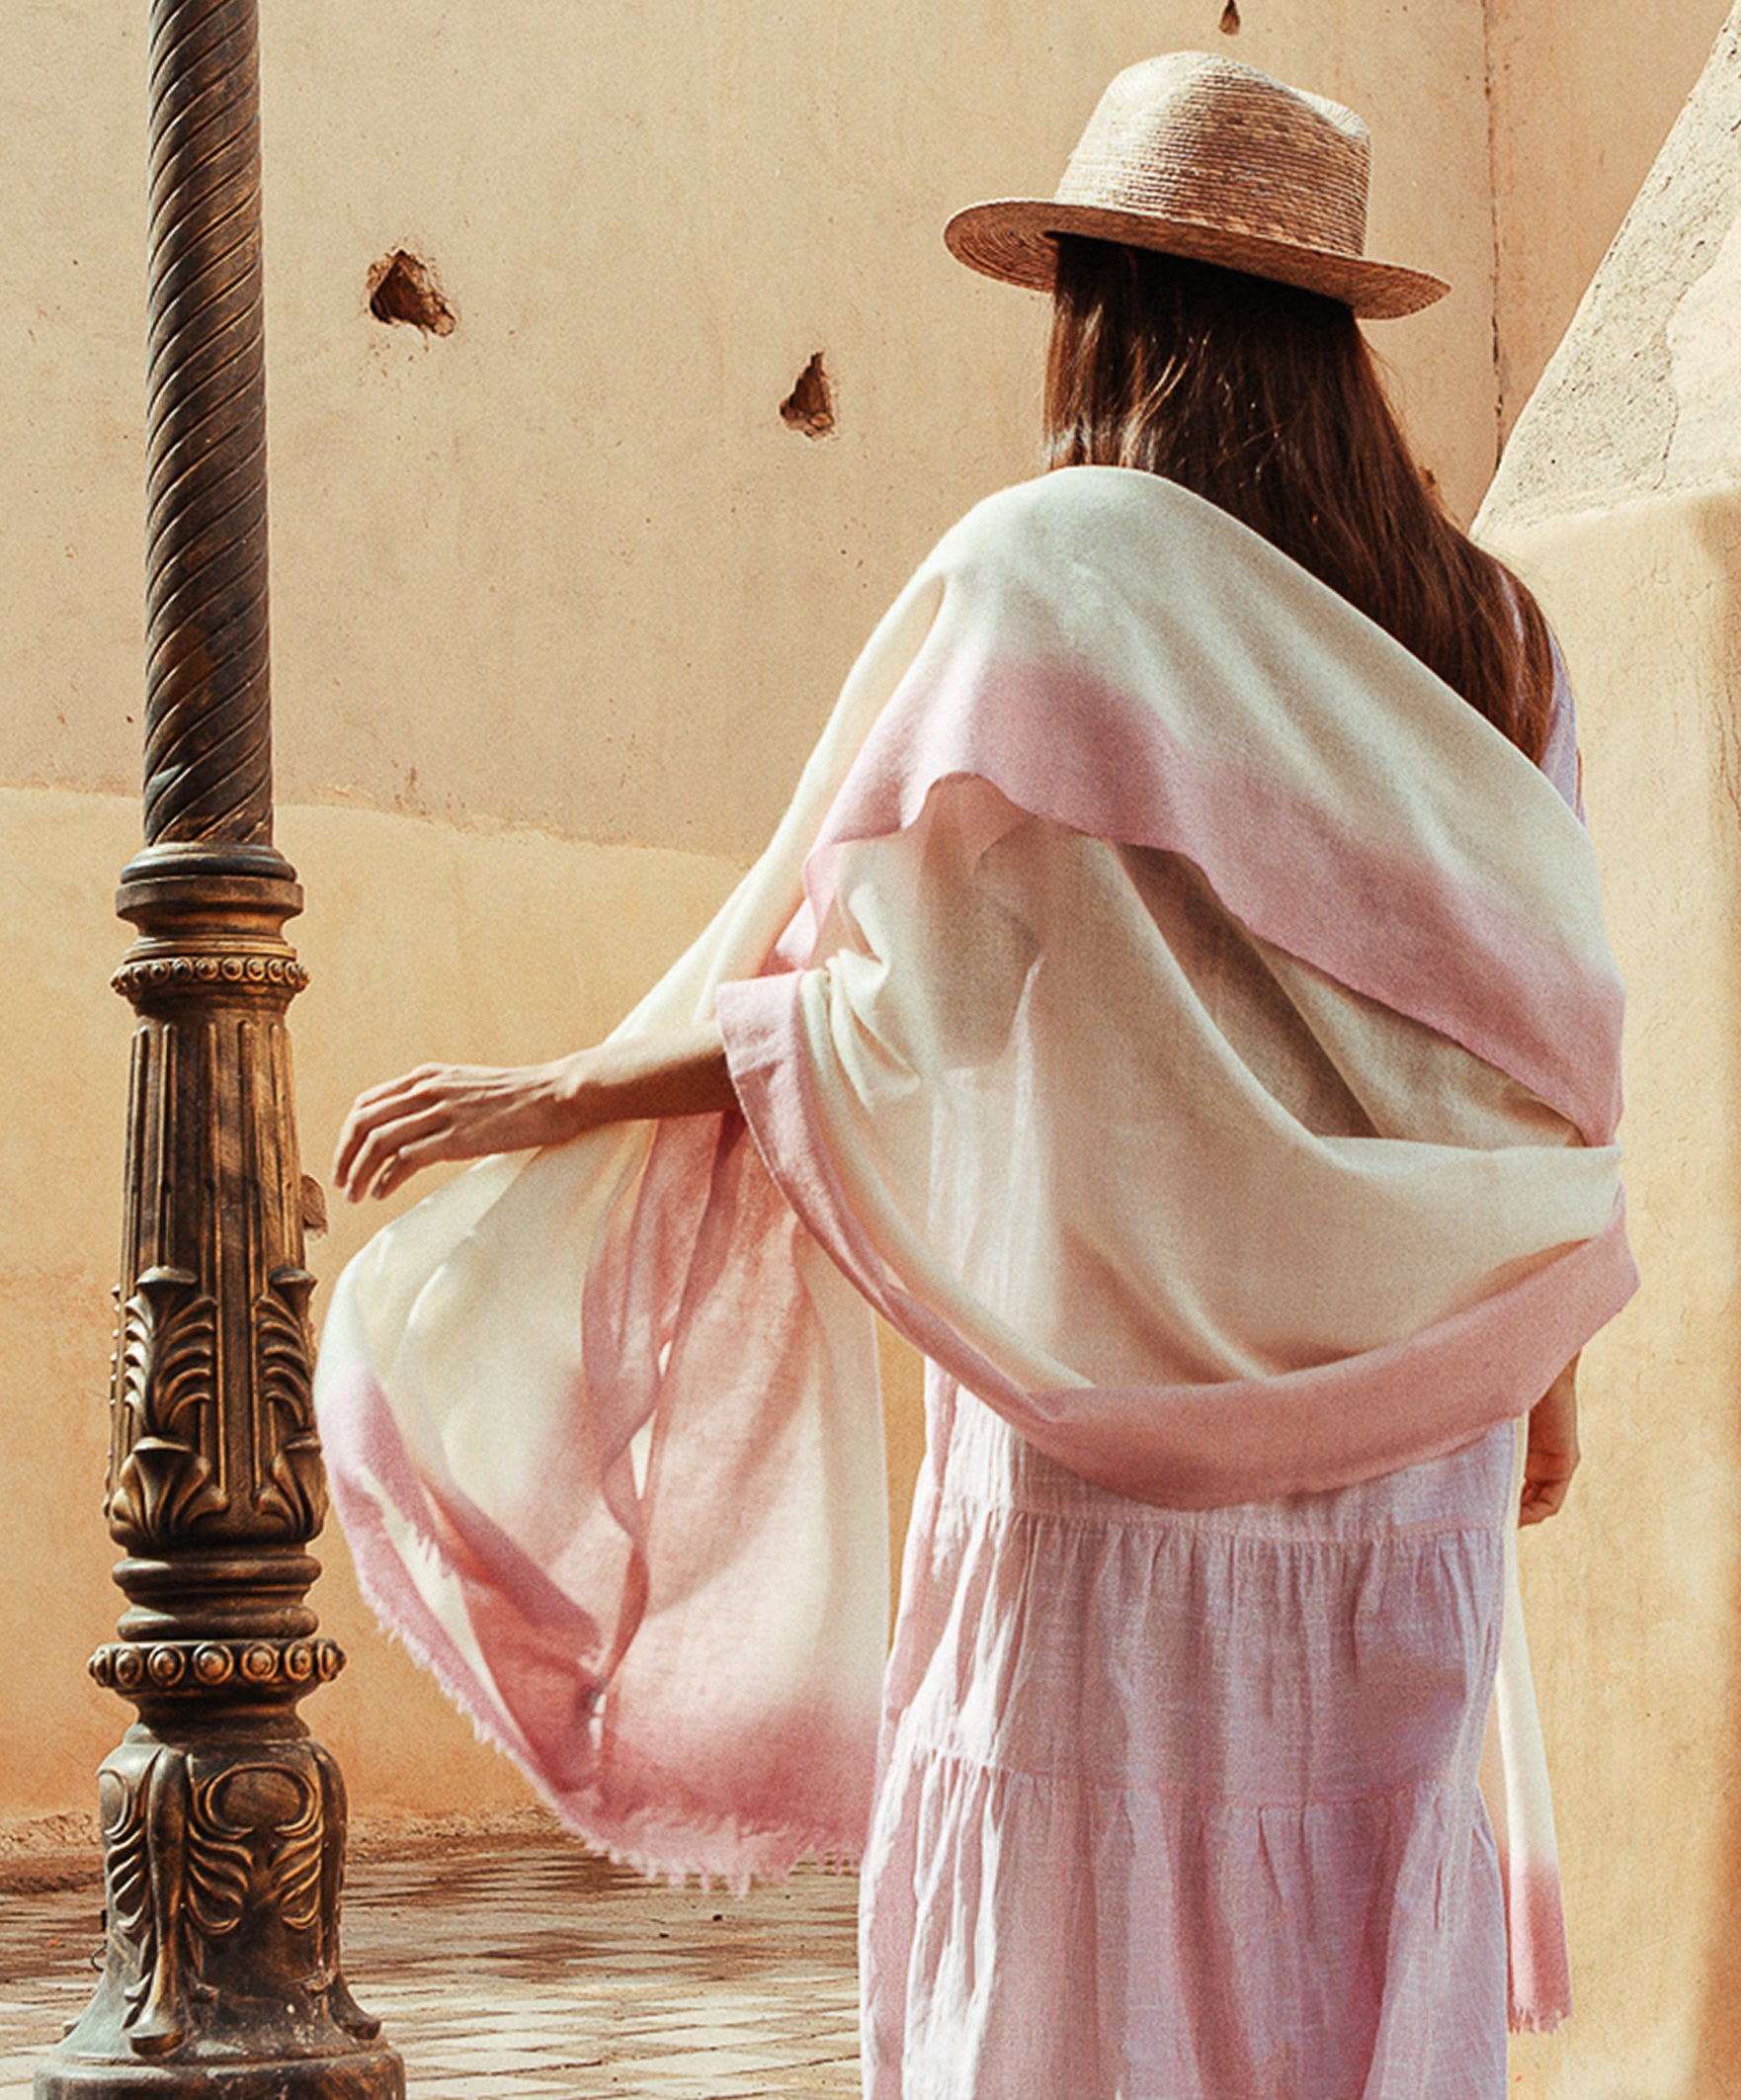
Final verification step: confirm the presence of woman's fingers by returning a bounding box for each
[1519,1454,1577,1525]
[348,1062,444,1110]
[330,1034,734,1206]
[354,1134,429,1205]
[367,1131,460,1202]
[341,1104,455,1206]
[332,1071,436,1192]
[1520,1356,1580,1527]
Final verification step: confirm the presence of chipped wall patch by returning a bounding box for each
[780,353,836,439]
[368,251,456,336]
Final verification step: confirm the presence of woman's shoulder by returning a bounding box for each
[935,465,1201,547]
[921,467,1251,601]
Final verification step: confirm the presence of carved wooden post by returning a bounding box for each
[36,3,402,2095]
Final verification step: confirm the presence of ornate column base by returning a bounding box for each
[35,1646,403,2100]
[38,2057,401,2100]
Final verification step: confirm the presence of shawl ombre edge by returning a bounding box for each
[312,468,1635,2031]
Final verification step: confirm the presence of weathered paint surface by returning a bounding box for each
[4,0,1499,865]
[1486,6,1741,518]
[1481,491,1741,2100]
[1486,0,1734,443]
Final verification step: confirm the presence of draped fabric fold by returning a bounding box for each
[313,467,1634,2026]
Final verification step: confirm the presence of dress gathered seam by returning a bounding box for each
[933,1484,1511,1548]
[888,1728,1490,1815]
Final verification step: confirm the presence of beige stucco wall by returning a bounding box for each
[1481,487,1741,2100]
[7,3,1504,857]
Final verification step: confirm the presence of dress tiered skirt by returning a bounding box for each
[860,1373,1513,2100]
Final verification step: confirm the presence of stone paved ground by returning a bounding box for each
[0,1830,861,2098]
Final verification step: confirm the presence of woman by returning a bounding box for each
[319,54,1634,2099]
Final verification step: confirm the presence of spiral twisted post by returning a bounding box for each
[34,5,403,2096]
[141,0,273,853]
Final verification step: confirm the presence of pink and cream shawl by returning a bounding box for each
[313,467,1635,2030]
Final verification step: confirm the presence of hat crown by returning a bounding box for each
[1056,53,1371,262]
[941,50,1447,319]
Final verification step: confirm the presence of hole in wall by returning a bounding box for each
[367,250,456,335]
[1219,2,1241,31]
[780,352,836,439]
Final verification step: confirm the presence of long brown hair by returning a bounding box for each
[1043,236,1554,761]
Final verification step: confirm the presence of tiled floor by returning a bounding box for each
[0,1827,862,2097]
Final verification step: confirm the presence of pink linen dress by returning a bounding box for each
[855,684,1582,2100]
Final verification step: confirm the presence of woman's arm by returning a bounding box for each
[1520,1354,1580,1525]
[331,1019,735,1204]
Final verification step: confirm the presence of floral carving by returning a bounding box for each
[98,1743,197,2057]
[108,1266,226,1547]
[254,1266,327,1538]
[98,1761,151,1990]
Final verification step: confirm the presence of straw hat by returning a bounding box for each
[944,53,1448,320]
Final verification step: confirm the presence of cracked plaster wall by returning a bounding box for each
[1484,0,1733,449]
[3,0,1498,865]
[1487,8,1741,524]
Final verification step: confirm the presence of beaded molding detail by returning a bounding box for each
[88,1637,345,1695]
[112,954,310,1001]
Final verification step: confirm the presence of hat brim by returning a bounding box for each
[944,199,1449,320]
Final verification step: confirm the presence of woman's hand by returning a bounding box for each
[1520,1355,1580,1526]
[331,1021,736,1204]
[332,1057,589,1204]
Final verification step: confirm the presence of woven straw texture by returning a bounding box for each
[946,53,1448,318]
